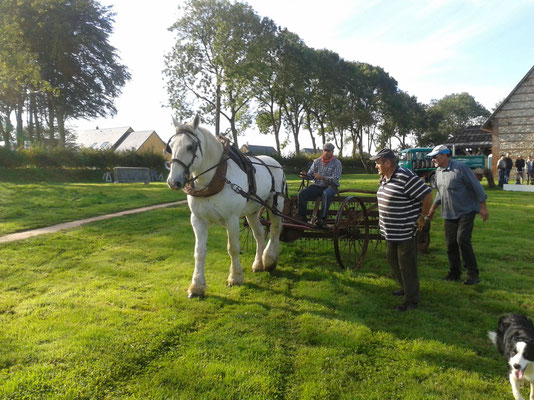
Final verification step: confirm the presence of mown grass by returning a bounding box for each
[0,182,185,236]
[1,174,533,399]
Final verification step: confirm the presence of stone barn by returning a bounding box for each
[481,65,534,173]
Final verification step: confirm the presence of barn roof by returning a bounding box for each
[481,65,534,131]
[75,127,133,150]
[445,125,492,147]
[115,130,161,152]
[241,144,277,155]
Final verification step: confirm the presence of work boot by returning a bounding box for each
[442,272,461,281]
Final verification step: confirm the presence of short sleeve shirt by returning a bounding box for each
[377,166,432,241]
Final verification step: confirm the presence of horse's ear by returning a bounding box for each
[172,116,179,128]
[193,115,200,130]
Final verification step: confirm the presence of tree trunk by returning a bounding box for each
[0,111,12,149]
[47,94,56,143]
[215,84,221,136]
[57,111,66,147]
[15,101,24,147]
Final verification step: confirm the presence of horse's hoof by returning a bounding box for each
[264,263,277,272]
[188,292,205,299]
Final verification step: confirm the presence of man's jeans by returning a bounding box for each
[444,212,478,278]
[386,236,420,305]
[297,184,336,220]
[505,169,511,183]
[498,168,505,187]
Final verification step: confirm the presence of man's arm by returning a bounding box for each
[479,201,489,222]
[417,192,433,230]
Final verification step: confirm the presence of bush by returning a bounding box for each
[0,147,24,167]
[0,146,167,174]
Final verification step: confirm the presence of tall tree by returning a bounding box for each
[380,90,425,149]
[165,0,265,146]
[252,17,285,155]
[418,92,490,146]
[0,0,130,147]
[0,1,44,147]
[277,30,310,155]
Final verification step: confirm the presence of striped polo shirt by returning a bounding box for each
[377,166,432,242]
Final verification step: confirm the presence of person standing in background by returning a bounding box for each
[504,153,513,183]
[427,145,489,285]
[497,154,506,188]
[515,155,525,184]
[527,155,533,185]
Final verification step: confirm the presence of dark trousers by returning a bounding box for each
[297,184,336,220]
[498,168,505,187]
[386,236,420,305]
[444,212,478,278]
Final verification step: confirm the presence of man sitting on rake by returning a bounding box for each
[297,143,342,227]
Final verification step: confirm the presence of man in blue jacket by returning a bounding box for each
[427,145,489,285]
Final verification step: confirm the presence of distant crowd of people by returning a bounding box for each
[497,152,534,187]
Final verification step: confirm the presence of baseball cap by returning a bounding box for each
[323,143,335,151]
[427,145,451,157]
[370,148,396,161]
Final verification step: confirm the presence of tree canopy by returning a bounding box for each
[0,0,130,148]
[165,0,491,158]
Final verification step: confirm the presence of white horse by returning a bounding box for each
[166,116,286,298]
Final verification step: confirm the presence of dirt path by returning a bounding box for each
[0,200,188,244]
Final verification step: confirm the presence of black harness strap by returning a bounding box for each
[165,128,203,185]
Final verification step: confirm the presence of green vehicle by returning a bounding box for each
[399,148,486,187]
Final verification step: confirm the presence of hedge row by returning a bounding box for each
[0,147,167,171]
[0,147,373,175]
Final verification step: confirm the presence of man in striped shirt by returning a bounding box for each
[372,148,433,312]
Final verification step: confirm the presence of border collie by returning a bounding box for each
[488,313,534,400]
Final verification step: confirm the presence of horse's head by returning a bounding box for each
[166,115,203,190]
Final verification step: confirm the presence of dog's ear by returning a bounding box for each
[488,331,497,345]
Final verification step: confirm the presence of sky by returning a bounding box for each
[71,0,534,152]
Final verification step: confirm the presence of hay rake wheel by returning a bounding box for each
[239,207,269,252]
[333,196,369,270]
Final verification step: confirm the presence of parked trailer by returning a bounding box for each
[399,148,486,187]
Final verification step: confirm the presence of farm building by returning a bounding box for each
[445,125,492,156]
[481,65,534,172]
[240,144,277,155]
[301,148,317,155]
[74,127,166,155]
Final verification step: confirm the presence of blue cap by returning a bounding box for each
[427,145,451,157]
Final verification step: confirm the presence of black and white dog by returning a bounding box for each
[489,313,534,400]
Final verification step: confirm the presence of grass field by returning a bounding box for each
[1,174,533,399]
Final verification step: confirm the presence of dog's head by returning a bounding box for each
[507,340,534,379]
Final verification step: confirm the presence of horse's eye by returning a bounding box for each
[187,145,194,152]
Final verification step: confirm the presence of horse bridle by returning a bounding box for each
[165,128,203,177]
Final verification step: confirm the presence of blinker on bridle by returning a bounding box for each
[165,128,203,177]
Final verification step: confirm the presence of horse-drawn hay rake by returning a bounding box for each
[240,187,383,270]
